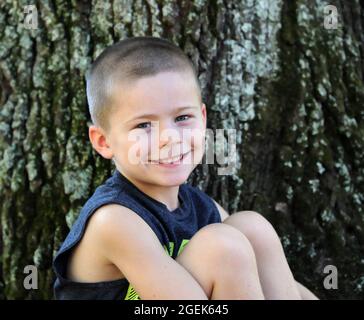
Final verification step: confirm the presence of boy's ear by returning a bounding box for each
[88,125,114,159]
[201,102,207,129]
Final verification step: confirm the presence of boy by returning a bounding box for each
[52,36,318,300]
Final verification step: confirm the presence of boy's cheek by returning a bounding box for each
[190,131,205,151]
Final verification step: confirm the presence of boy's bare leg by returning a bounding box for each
[296,281,319,300]
[176,223,265,299]
[223,211,313,300]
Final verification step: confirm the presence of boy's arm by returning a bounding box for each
[88,204,208,300]
[212,199,230,222]
[296,281,319,300]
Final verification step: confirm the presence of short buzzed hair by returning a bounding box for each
[85,36,201,132]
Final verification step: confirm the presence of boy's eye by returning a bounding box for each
[176,114,192,122]
[135,122,150,129]
[134,115,193,129]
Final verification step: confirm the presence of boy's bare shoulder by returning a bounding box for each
[87,203,209,299]
[89,203,135,230]
[88,203,159,246]
[71,203,211,299]
[66,204,136,282]
[211,199,230,222]
[66,203,166,285]
[87,203,169,261]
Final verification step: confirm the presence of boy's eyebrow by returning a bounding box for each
[125,106,198,124]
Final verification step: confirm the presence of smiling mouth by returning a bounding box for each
[149,151,190,165]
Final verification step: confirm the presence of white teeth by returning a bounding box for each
[159,154,182,164]
[149,152,190,165]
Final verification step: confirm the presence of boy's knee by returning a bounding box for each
[176,223,258,296]
[191,223,256,267]
[227,211,283,254]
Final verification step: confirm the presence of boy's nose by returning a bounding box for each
[159,135,180,148]
[148,121,185,159]
[158,142,184,160]
[159,129,183,152]
[157,122,182,146]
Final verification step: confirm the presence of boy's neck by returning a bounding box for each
[118,170,181,211]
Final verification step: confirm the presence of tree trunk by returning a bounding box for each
[0,0,363,299]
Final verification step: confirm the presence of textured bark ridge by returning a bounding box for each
[0,0,363,299]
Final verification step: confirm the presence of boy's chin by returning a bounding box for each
[150,171,191,186]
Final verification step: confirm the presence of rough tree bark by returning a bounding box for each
[0,0,363,299]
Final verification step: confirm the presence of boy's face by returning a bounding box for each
[90,70,207,187]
